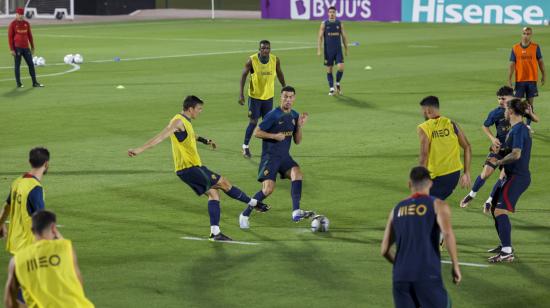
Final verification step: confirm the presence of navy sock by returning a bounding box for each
[490,179,503,198]
[291,180,302,211]
[336,70,343,83]
[472,176,486,193]
[224,186,251,204]
[244,122,256,145]
[208,200,221,226]
[496,215,512,247]
[327,73,334,88]
[242,191,266,217]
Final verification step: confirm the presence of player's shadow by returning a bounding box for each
[333,95,373,109]
[2,87,32,98]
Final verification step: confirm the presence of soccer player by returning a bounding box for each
[4,210,94,308]
[460,86,538,209]
[418,96,472,201]
[381,166,461,308]
[486,99,532,263]
[128,95,269,241]
[239,40,286,158]
[317,6,349,96]
[7,7,43,88]
[239,86,313,229]
[508,27,545,129]
[0,147,49,254]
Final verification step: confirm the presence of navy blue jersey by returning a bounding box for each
[323,19,342,53]
[503,122,531,176]
[483,107,510,144]
[259,107,299,158]
[392,194,441,282]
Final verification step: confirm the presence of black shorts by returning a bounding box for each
[324,49,344,66]
[176,166,221,195]
[495,174,530,213]
[257,155,298,182]
[430,171,460,201]
[515,81,538,99]
[393,280,450,308]
[248,97,273,121]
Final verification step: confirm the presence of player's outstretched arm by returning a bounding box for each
[317,22,325,56]
[239,59,252,105]
[4,258,18,308]
[455,122,472,188]
[435,199,461,285]
[417,128,430,168]
[128,119,184,157]
[196,136,216,150]
[380,210,395,264]
[276,58,286,87]
[341,23,349,56]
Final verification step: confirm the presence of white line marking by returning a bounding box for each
[0,63,80,82]
[441,260,489,268]
[181,236,260,246]
[408,45,438,48]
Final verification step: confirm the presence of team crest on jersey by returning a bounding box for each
[211,174,217,180]
[336,26,340,29]
[264,169,269,176]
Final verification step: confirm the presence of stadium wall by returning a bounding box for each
[75,0,155,15]
[261,0,549,25]
[155,0,260,11]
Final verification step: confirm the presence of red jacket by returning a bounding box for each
[8,19,34,50]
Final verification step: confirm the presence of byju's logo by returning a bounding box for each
[291,0,310,20]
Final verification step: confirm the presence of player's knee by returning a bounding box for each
[217,177,231,190]
[263,185,275,196]
[249,119,258,125]
[206,189,220,201]
[494,208,509,216]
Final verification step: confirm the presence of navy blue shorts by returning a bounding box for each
[176,166,221,196]
[258,155,299,182]
[495,175,530,212]
[515,81,538,99]
[248,97,273,121]
[324,49,344,66]
[393,280,450,308]
[430,171,460,200]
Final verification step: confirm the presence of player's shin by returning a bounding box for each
[291,180,302,211]
[208,200,221,235]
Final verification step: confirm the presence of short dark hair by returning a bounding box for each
[409,166,431,185]
[31,210,56,235]
[507,98,529,116]
[29,147,49,168]
[259,40,270,48]
[496,86,514,97]
[281,85,296,94]
[183,95,204,111]
[328,6,336,11]
[419,96,439,109]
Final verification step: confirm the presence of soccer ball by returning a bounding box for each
[63,54,74,64]
[32,56,38,65]
[36,57,45,66]
[310,215,330,232]
[73,54,83,64]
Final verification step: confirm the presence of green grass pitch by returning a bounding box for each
[1,19,549,307]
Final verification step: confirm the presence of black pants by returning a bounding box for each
[14,47,37,85]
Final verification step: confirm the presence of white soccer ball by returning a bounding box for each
[311,215,330,232]
[73,54,83,64]
[36,57,45,66]
[32,56,38,65]
[63,54,74,64]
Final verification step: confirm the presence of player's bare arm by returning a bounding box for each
[0,202,11,238]
[380,210,395,264]
[455,122,472,188]
[508,62,515,87]
[525,104,540,123]
[481,125,501,148]
[276,58,286,87]
[128,119,185,157]
[239,59,252,105]
[417,128,430,167]
[539,58,546,86]
[341,23,349,56]
[196,136,217,150]
[434,199,461,285]
[293,112,308,145]
[317,22,325,56]
[72,247,85,287]
[494,148,521,166]
[254,127,285,142]
[4,258,18,308]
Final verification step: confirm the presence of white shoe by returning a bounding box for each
[328,88,335,96]
[239,213,250,229]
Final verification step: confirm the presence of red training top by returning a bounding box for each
[8,19,34,50]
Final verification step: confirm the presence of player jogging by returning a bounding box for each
[239,86,314,229]
[128,95,270,241]
[417,96,471,201]
[239,40,286,159]
[317,6,349,96]
[381,166,461,308]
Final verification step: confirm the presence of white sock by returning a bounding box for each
[502,246,512,254]
[210,225,220,235]
[242,144,249,149]
[486,197,493,203]
[330,87,335,91]
[248,198,258,207]
[469,191,477,198]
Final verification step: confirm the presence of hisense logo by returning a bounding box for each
[411,0,547,25]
